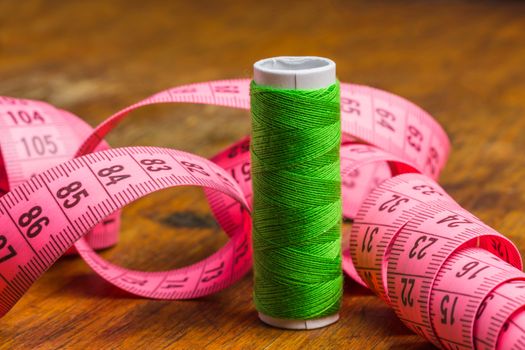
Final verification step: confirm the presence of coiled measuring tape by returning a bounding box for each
[0,79,523,348]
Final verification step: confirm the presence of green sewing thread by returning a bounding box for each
[250,80,342,320]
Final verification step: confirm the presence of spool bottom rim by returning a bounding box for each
[258,312,339,330]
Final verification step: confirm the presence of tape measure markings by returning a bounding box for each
[430,247,524,349]
[3,78,525,348]
[0,145,253,316]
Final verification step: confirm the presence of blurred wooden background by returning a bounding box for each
[1,0,525,348]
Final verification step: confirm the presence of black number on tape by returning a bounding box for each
[401,277,415,306]
[408,235,438,260]
[426,147,440,176]
[412,184,443,196]
[121,276,148,286]
[162,277,188,289]
[140,159,172,172]
[362,226,378,253]
[7,110,45,125]
[231,162,250,183]
[97,165,131,186]
[407,125,423,152]
[18,205,49,238]
[341,97,361,115]
[491,239,510,262]
[440,295,458,325]
[0,235,17,263]
[436,214,473,228]
[227,140,250,159]
[379,194,409,213]
[201,262,224,282]
[376,108,396,132]
[180,161,210,176]
[455,261,489,280]
[21,135,57,157]
[476,294,494,320]
[56,181,89,209]
[235,237,249,265]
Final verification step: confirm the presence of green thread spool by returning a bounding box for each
[251,57,342,330]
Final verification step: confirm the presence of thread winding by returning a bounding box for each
[250,80,343,320]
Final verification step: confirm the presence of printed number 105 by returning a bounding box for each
[21,135,58,157]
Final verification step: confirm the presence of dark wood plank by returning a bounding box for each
[1,0,525,348]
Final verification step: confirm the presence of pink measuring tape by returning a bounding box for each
[0,79,523,348]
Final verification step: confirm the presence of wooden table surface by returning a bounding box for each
[1,1,525,349]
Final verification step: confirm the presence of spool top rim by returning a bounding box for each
[253,56,336,90]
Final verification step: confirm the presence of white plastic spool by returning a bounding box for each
[253,56,340,330]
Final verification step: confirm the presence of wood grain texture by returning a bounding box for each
[1,0,525,348]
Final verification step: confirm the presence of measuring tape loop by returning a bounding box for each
[1,79,524,348]
[0,145,250,317]
[350,173,457,301]
[430,247,524,349]
[475,280,525,349]
[386,203,521,347]
[349,172,522,348]
[73,80,450,176]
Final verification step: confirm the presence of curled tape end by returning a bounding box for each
[258,312,339,330]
